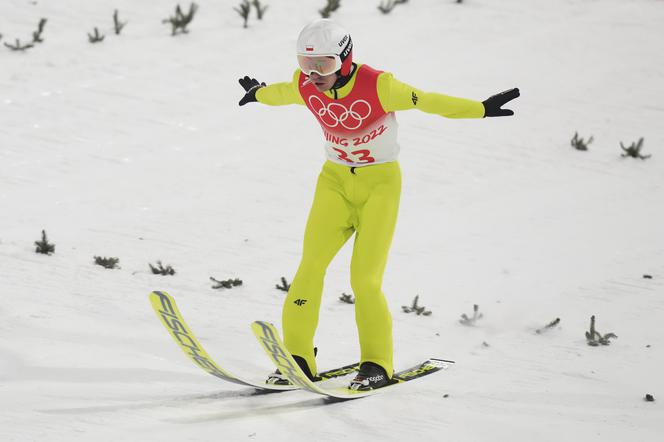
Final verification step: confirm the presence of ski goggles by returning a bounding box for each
[297,54,341,76]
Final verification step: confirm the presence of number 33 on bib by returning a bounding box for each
[299,65,400,167]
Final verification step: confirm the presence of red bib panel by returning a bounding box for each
[298,64,400,166]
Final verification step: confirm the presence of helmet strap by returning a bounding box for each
[331,62,357,92]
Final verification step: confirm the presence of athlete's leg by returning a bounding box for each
[283,164,354,375]
[349,163,401,377]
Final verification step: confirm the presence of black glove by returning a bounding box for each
[238,76,266,106]
[482,88,520,117]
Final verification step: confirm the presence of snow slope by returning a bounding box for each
[1,0,663,441]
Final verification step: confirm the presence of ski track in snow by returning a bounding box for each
[1,0,663,441]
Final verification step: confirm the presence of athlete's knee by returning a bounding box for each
[350,273,382,298]
[297,255,331,277]
[290,260,326,289]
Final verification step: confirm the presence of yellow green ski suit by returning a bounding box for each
[256,65,485,377]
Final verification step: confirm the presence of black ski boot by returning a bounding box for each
[266,350,319,385]
[349,361,390,391]
[265,369,291,386]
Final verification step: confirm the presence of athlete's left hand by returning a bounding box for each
[482,88,520,117]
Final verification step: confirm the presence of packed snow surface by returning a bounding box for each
[1,0,663,441]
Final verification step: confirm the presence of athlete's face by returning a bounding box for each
[309,71,338,92]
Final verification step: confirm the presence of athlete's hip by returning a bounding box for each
[321,159,400,178]
[318,160,401,203]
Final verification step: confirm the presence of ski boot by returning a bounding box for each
[349,361,390,391]
[266,349,319,385]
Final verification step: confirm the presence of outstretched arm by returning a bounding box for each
[377,73,519,118]
[238,70,305,106]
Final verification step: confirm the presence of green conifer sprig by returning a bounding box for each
[234,0,251,28]
[402,295,432,316]
[113,10,127,35]
[164,3,198,35]
[251,0,268,19]
[620,137,650,159]
[276,276,290,292]
[571,132,593,151]
[535,317,561,334]
[32,18,47,43]
[339,293,355,304]
[459,304,483,325]
[149,261,175,275]
[319,0,341,18]
[585,315,617,346]
[378,0,407,14]
[94,256,119,269]
[88,27,105,43]
[4,38,34,51]
[210,277,243,289]
[34,230,55,255]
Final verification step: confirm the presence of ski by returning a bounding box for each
[149,291,359,391]
[251,320,454,400]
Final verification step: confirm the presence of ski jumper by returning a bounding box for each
[256,64,484,377]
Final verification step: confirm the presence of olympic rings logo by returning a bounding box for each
[308,96,372,130]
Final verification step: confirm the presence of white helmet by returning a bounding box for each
[296,19,353,77]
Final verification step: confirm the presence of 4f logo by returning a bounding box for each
[411,91,418,106]
[294,299,307,306]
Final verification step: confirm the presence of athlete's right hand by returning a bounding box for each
[238,76,266,106]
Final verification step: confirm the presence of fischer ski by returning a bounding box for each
[149,291,359,391]
[251,320,454,400]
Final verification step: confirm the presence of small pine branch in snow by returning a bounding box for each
[34,230,55,255]
[163,3,198,36]
[88,27,105,43]
[378,0,408,14]
[620,137,650,159]
[459,304,483,325]
[149,261,175,275]
[643,274,653,279]
[402,295,432,316]
[251,0,268,20]
[571,132,593,151]
[94,256,119,269]
[234,0,251,28]
[585,315,617,346]
[339,293,355,304]
[319,0,341,18]
[210,277,243,289]
[276,276,291,292]
[113,10,127,35]
[644,394,655,402]
[535,317,561,334]
[4,38,34,51]
[32,18,47,43]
